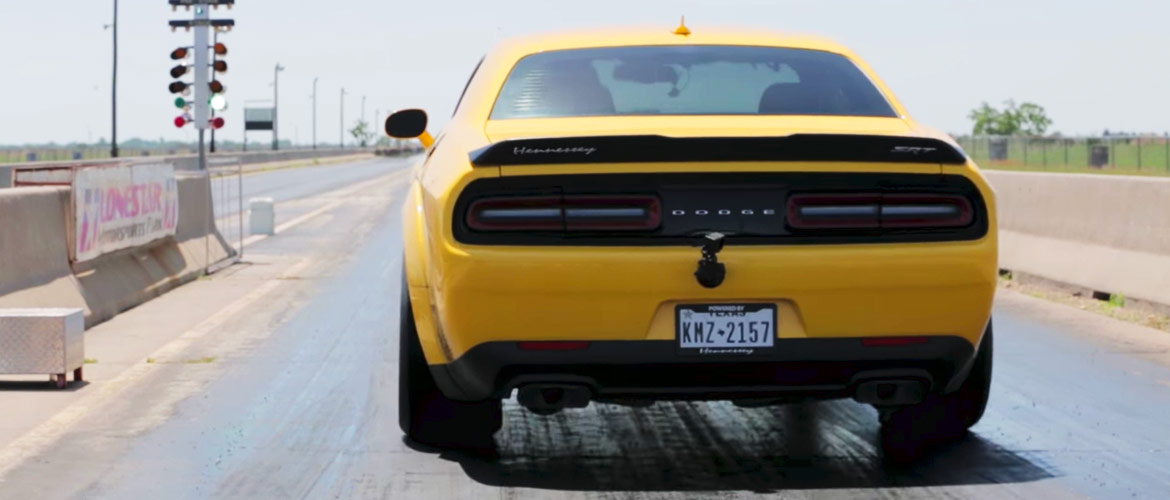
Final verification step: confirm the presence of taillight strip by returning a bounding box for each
[479,208,563,219]
[798,206,880,217]
[467,194,661,232]
[564,208,648,218]
[788,193,974,230]
[880,205,958,216]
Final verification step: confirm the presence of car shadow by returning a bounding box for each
[437,399,1054,493]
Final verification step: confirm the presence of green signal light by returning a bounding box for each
[174,97,187,109]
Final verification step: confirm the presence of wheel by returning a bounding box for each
[398,277,501,448]
[880,321,993,462]
[54,373,67,389]
[74,367,84,382]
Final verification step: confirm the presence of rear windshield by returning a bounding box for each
[490,45,898,119]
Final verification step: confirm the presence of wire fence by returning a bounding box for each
[957,135,1170,176]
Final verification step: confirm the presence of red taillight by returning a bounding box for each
[466,196,563,231]
[564,195,660,230]
[787,194,881,229]
[467,194,660,232]
[517,341,591,351]
[788,193,973,230]
[879,194,973,228]
[861,337,930,347]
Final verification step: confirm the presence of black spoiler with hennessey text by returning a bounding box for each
[468,134,967,166]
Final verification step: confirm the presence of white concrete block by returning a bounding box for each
[249,197,275,236]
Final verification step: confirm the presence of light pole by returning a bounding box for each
[360,95,367,147]
[340,87,347,148]
[311,77,318,150]
[272,63,285,150]
[107,0,118,158]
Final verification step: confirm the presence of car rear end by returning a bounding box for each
[416,43,997,413]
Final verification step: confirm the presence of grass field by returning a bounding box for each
[959,136,1170,177]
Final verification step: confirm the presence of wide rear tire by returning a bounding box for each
[398,278,501,448]
[880,321,993,462]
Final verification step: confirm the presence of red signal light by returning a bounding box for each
[212,60,228,73]
[174,115,188,128]
[213,43,228,56]
[168,81,189,94]
[170,64,189,78]
[210,117,225,129]
[209,80,225,94]
[170,47,189,60]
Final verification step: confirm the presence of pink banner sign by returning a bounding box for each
[73,163,180,262]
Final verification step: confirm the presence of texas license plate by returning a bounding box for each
[676,304,776,354]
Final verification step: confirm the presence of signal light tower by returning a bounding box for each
[168,0,234,169]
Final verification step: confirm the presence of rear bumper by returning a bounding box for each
[430,336,976,402]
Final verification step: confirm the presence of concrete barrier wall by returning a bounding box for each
[985,170,1170,306]
[0,176,231,327]
[0,187,87,313]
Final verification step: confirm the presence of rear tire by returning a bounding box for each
[880,321,993,462]
[398,278,501,449]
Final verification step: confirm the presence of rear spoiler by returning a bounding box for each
[469,134,967,166]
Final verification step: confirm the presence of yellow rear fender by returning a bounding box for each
[402,180,451,365]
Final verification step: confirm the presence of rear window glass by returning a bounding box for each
[490,45,897,119]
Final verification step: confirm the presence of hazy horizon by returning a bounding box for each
[4,0,1168,146]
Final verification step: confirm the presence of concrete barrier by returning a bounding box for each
[985,170,1170,306]
[1,148,377,326]
[0,175,231,327]
[0,187,87,314]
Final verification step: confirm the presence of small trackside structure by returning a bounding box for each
[0,308,85,388]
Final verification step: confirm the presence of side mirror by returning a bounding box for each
[385,109,428,139]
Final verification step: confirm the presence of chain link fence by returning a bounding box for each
[206,156,244,274]
[957,135,1170,175]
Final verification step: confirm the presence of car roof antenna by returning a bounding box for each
[674,16,691,36]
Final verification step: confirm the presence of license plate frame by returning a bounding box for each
[675,303,777,355]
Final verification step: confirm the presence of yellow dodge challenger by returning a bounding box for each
[386,24,997,458]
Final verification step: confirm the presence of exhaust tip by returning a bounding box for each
[854,379,926,406]
[518,384,592,415]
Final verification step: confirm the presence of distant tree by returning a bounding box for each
[349,120,374,147]
[968,100,1052,136]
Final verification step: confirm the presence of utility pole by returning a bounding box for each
[110,0,118,158]
[340,87,347,148]
[311,77,318,149]
[272,63,284,150]
[194,5,209,169]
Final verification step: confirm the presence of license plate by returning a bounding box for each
[676,304,776,354]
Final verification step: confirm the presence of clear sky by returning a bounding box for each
[3,0,1167,146]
